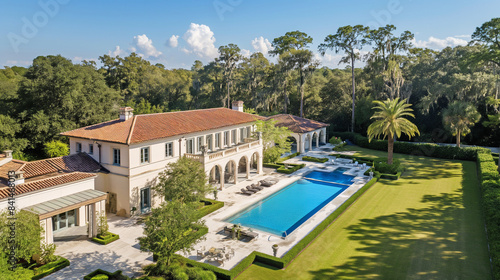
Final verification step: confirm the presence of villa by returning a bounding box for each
[60,101,265,217]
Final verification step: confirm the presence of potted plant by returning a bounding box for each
[231,224,237,239]
[131,207,137,216]
[272,244,279,257]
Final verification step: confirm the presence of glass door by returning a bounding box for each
[51,210,77,231]
[140,187,151,213]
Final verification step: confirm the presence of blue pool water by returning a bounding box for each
[225,169,355,237]
[305,169,354,185]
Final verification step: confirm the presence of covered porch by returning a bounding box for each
[25,189,107,244]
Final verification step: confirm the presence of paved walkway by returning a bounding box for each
[46,215,152,280]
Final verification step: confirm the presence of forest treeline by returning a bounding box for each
[1,19,499,160]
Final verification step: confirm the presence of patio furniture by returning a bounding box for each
[197,249,205,259]
[260,180,273,187]
[246,186,259,193]
[241,229,259,240]
[216,256,225,266]
[240,188,253,195]
[251,183,264,191]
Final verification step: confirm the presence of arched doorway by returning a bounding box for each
[312,132,319,149]
[209,165,223,189]
[319,129,325,145]
[238,156,249,181]
[224,161,237,185]
[287,136,297,154]
[304,134,312,152]
[250,152,260,175]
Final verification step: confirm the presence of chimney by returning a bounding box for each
[232,101,244,112]
[14,171,25,185]
[119,107,134,121]
[3,150,12,158]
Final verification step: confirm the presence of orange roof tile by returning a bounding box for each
[61,108,264,144]
[0,160,25,179]
[17,153,103,179]
[267,114,329,133]
[0,172,96,200]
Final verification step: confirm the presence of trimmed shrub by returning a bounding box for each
[91,232,120,245]
[302,156,329,163]
[277,164,305,174]
[83,269,129,280]
[196,199,224,218]
[373,159,404,175]
[263,163,282,168]
[32,256,70,280]
[329,136,342,145]
[91,274,109,280]
[277,152,301,163]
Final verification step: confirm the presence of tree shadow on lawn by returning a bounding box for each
[308,166,490,280]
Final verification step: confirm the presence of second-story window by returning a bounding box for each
[206,135,212,151]
[224,131,229,146]
[231,130,236,144]
[141,147,150,163]
[186,138,194,154]
[215,133,220,149]
[113,149,121,165]
[197,136,203,153]
[165,142,173,157]
[76,142,82,153]
[89,144,94,154]
[240,127,245,142]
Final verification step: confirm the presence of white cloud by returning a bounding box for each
[412,36,468,50]
[5,60,31,66]
[454,34,471,38]
[314,53,342,68]
[182,23,218,59]
[108,45,125,57]
[241,49,251,58]
[251,36,273,55]
[132,34,162,58]
[168,35,179,48]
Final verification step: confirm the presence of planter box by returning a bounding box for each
[32,256,70,280]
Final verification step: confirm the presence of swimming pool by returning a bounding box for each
[225,169,356,237]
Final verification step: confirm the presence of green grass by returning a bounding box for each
[238,147,491,280]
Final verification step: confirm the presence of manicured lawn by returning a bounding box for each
[238,147,492,279]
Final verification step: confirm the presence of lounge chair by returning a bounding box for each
[240,188,253,195]
[246,185,260,192]
[260,180,273,187]
[251,183,264,190]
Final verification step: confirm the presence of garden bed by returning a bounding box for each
[302,156,329,163]
[32,256,70,280]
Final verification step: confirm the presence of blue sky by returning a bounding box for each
[1,0,499,69]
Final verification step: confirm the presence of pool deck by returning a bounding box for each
[181,144,371,270]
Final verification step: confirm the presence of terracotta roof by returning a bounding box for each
[0,172,96,200]
[0,153,105,180]
[267,114,329,133]
[0,160,25,179]
[16,153,104,179]
[61,108,265,144]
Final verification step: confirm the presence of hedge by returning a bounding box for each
[277,152,301,162]
[32,256,70,280]
[91,232,120,245]
[332,142,347,151]
[197,199,224,218]
[330,132,488,161]
[179,176,380,279]
[84,269,129,280]
[330,153,375,166]
[302,156,329,163]
[476,149,500,279]
[277,164,306,174]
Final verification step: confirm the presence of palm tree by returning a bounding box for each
[367,98,420,164]
[442,101,481,147]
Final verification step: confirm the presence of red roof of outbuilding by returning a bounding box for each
[267,114,329,133]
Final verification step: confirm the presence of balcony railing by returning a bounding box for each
[184,138,261,164]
